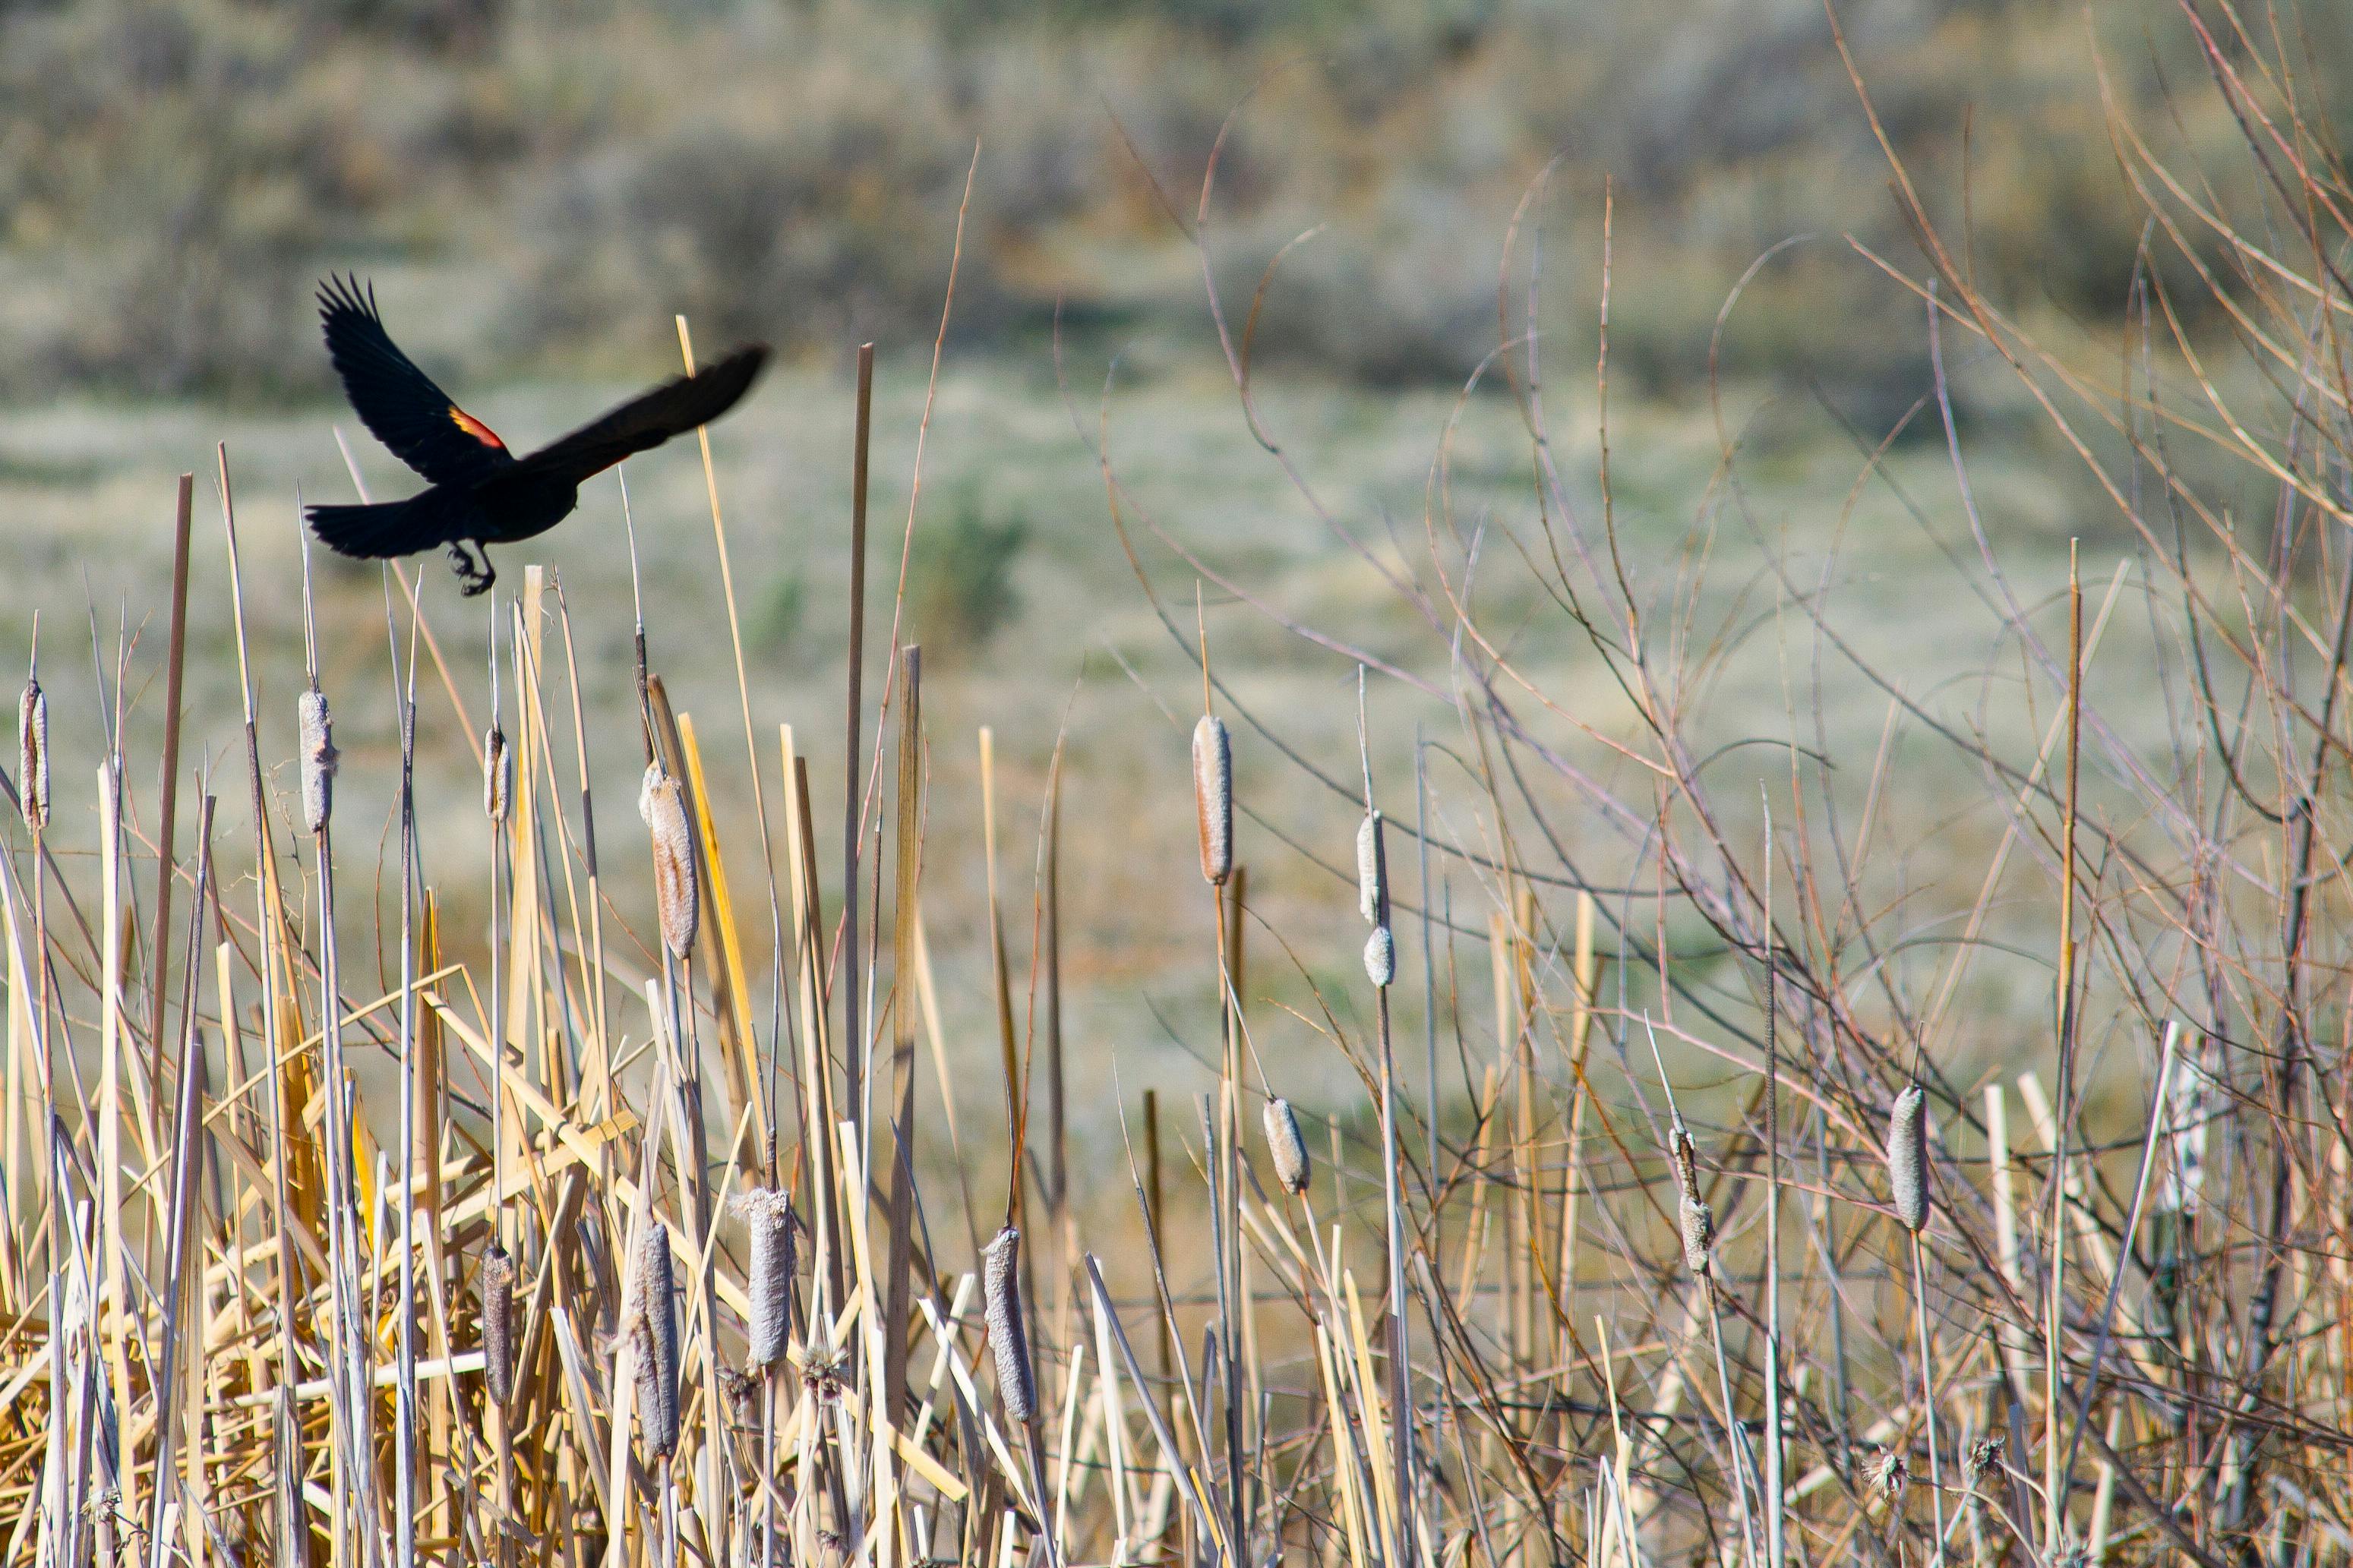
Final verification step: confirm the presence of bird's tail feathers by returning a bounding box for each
[305,495,447,560]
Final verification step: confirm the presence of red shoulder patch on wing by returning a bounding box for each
[450,406,507,451]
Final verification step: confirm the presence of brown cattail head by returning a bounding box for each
[1262,1096,1311,1195]
[640,763,699,960]
[731,1187,797,1369]
[478,1244,516,1408]
[17,678,46,834]
[1192,715,1232,885]
[1363,925,1395,989]
[1356,809,1387,925]
[483,726,512,824]
[298,689,337,834]
[1888,1084,1931,1234]
[630,1222,681,1459]
[982,1225,1035,1424]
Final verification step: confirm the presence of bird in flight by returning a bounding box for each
[305,276,769,596]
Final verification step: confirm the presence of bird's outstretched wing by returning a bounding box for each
[318,275,515,488]
[513,346,769,485]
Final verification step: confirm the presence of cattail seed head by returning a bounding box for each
[731,1187,797,1369]
[1192,715,1232,885]
[483,726,512,823]
[1262,1096,1311,1195]
[1679,1191,1714,1276]
[630,1223,681,1459]
[1888,1084,1930,1234]
[1356,809,1387,925]
[1363,924,1394,988]
[982,1225,1036,1423]
[298,689,337,834]
[17,679,46,834]
[640,764,699,960]
[478,1244,516,1408]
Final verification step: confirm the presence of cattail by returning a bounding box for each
[1262,1096,1311,1195]
[1192,715,1232,885]
[298,689,337,834]
[478,1244,516,1408]
[630,1222,681,1458]
[731,1187,797,1369]
[1363,924,1394,988]
[1888,1084,1930,1235]
[1679,1190,1714,1276]
[640,763,699,960]
[1670,1121,1712,1276]
[483,725,512,823]
[17,678,45,834]
[982,1225,1035,1423]
[1356,809,1387,925]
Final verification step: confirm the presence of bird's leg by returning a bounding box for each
[447,540,497,598]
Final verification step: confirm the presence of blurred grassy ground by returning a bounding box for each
[0,325,2166,1182]
[0,0,2298,1198]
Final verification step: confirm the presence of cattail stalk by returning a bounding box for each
[641,764,700,960]
[733,1188,796,1370]
[298,688,336,834]
[1192,715,1232,885]
[1890,1082,1945,1566]
[632,1223,681,1460]
[1262,1097,1311,1196]
[479,1245,516,1407]
[18,678,46,833]
[983,1225,1035,1423]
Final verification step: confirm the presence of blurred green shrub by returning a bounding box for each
[911,485,1028,654]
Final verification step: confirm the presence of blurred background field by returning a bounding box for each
[0,0,2303,1156]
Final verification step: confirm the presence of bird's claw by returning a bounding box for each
[447,541,497,598]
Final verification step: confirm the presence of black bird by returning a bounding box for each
[305,276,769,596]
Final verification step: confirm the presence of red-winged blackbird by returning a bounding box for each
[305,276,769,595]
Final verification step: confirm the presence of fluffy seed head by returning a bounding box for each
[483,726,512,823]
[630,1223,681,1459]
[17,679,46,834]
[298,689,337,834]
[1679,1191,1714,1276]
[1262,1096,1311,1195]
[1887,1084,1931,1234]
[640,764,700,960]
[1871,1446,1909,1498]
[1356,809,1387,925]
[478,1245,516,1408]
[1363,924,1395,989]
[731,1187,797,1369]
[1192,715,1232,885]
[983,1225,1036,1423]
